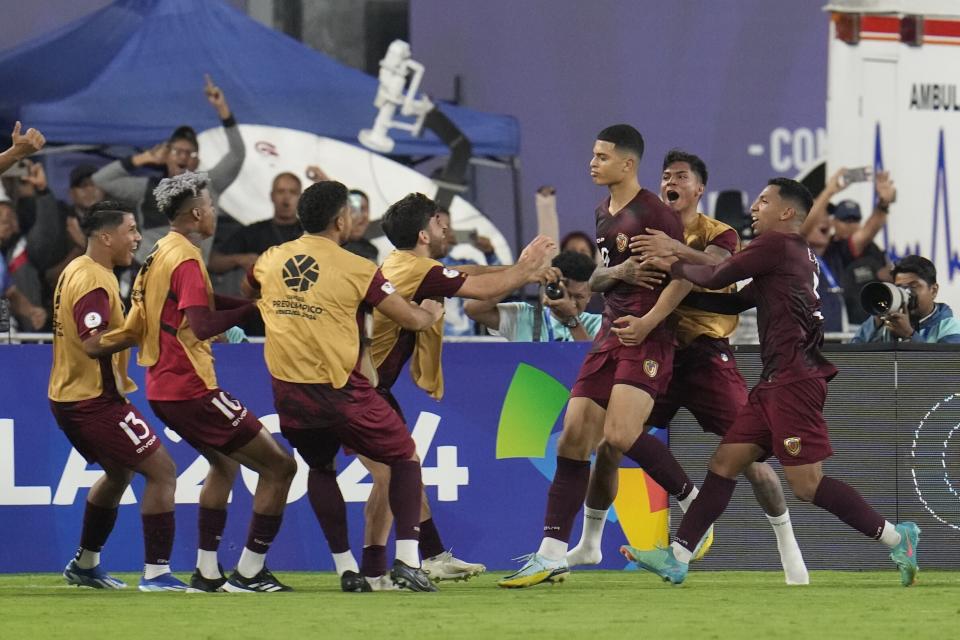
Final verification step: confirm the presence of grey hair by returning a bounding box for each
[154,171,210,221]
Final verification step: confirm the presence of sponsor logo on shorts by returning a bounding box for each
[783,437,802,456]
[643,359,659,378]
[616,232,628,253]
[83,312,102,329]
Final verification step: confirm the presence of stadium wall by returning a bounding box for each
[0,343,957,573]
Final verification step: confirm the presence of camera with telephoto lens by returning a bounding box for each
[860,282,916,316]
[545,282,564,300]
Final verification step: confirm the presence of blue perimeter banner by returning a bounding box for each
[1,342,653,573]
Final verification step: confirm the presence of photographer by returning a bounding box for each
[465,250,601,341]
[852,255,960,344]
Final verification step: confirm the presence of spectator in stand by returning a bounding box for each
[805,217,846,333]
[92,75,244,263]
[852,255,960,344]
[465,250,600,341]
[561,231,597,262]
[0,122,48,331]
[210,172,303,275]
[435,207,502,336]
[342,189,379,263]
[800,167,895,326]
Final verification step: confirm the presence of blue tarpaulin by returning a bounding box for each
[0,0,519,156]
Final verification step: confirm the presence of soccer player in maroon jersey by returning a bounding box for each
[625,178,920,587]
[107,172,298,592]
[569,151,808,584]
[499,124,699,588]
[51,202,184,591]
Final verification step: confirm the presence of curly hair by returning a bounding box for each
[154,171,210,221]
[298,181,349,233]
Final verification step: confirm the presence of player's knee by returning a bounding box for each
[786,476,818,503]
[276,453,297,485]
[557,429,593,459]
[595,441,623,471]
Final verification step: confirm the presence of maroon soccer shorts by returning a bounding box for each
[647,336,748,435]
[721,376,834,466]
[569,337,674,407]
[271,372,416,468]
[149,388,262,454]
[50,396,161,467]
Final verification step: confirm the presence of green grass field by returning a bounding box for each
[1,571,956,639]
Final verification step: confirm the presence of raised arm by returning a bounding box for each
[0,122,45,175]
[203,75,246,192]
[849,171,895,256]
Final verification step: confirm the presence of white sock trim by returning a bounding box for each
[332,551,359,576]
[143,563,171,580]
[237,548,266,579]
[196,549,220,579]
[879,521,901,549]
[670,541,693,564]
[76,549,100,570]
[537,537,568,561]
[395,539,420,568]
[678,486,700,513]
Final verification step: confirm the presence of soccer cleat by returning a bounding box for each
[890,521,920,587]
[390,560,438,592]
[62,559,127,589]
[186,566,227,593]
[222,567,293,593]
[138,572,189,592]
[421,550,486,582]
[496,553,569,589]
[365,574,401,591]
[340,570,373,593]
[620,544,688,585]
[690,524,714,562]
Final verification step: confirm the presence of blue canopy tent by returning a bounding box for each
[0,0,520,157]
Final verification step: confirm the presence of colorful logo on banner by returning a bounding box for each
[494,363,669,555]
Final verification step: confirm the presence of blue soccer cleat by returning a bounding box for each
[138,572,189,592]
[620,544,689,585]
[497,553,569,589]
[889,521,920,587]
[63,559,127,589]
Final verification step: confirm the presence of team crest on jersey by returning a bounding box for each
[83,312,102,329]
[442,268,461,279]
[643,359,659,378]
[784,437,802,456]
[616,232,629,253]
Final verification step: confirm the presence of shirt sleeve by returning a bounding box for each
[936,317,960,344]
[72,288,111,340]
[494,302,525,341]
[579,312,603,338]
[708,229,739,255]
[672,233,781,289]
[414,265,468,299]
[365,269,397,307]
[170,260,211,310]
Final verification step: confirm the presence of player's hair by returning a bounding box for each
[168,125,198,149]
[154,171,210,221]
[298,180,349,233]
[382,192,438,250]
[552,250,596,283]
[892,255,937,286]
[560,230,597,259]
[662,149,708,186]
[348,188,369,203]
[272,172,302,191]
[768,177,814,221]
[82,200,133,237]
[596,124,644,161]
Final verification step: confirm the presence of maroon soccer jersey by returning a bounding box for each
[72,288,120,399]
[376,265,466,390]
[673,230,837,385]
[594,189,684,351]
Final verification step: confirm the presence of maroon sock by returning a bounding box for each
[197,507,227,552]
[245,512,283,554]
[388,460,423,541]
[306,468,350,553]
[79,502,118,552]
[624,433,693,499]
[361,545,388,578]
[813,476,886,539]
[543,457,591,543]
[418,518,445,559]
[142,511,175,566]
[674,471,736,552]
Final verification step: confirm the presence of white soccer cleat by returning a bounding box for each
[421,550,486,582]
